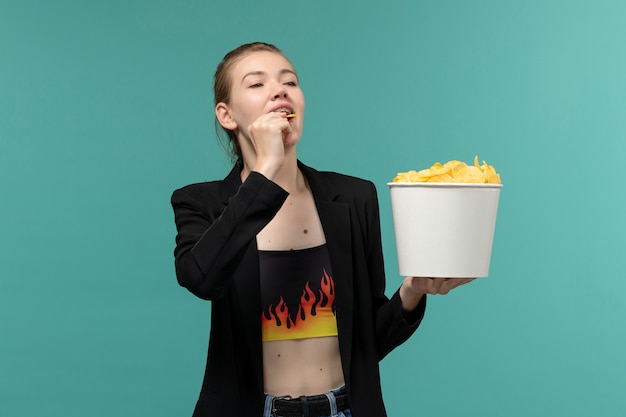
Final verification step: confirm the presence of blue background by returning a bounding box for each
[1,1,625,416]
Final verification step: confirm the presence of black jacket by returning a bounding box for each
[171,161,426,416]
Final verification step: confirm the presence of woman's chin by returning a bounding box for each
[283,133,301,147]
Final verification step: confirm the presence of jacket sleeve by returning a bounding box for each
[364,180,427,359]
[171,172,289,300]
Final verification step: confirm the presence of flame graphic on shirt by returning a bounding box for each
[261,269,338,341]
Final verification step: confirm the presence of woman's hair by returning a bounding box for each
[213,42,289,163]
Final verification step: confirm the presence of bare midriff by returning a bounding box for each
[257,170,345,396]
[263,336,345,397]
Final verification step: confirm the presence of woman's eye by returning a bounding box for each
[249,83,263,88]
[285,81,297,87]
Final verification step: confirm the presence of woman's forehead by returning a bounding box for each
[232,51,295,78]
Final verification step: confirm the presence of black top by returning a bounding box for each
[259,244,338,341]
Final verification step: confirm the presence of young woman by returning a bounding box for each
[171,42,473,417]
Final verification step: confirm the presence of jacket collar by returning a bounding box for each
[297,161,341,203]
[220,161,244,205]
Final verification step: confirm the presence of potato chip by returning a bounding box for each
[393,156,501,184]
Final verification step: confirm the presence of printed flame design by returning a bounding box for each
[261,269,337,341]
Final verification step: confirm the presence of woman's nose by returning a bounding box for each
[271,82,287,99]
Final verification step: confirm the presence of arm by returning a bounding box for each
[171,172,288,300]
[360,181,427,359]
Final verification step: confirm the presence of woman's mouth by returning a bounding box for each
[272,107,292,114]
[272,107,296,119]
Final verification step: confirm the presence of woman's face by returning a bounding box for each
[221,51,305,145]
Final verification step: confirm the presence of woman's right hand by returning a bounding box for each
[247,112,292,179]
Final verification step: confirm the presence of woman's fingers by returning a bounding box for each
[250,114,292,147]
[438,278,475,294]
[248,112,291,146]
[407,277,475,295]
[247,113,292,171]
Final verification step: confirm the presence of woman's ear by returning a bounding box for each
[216,103,237,131]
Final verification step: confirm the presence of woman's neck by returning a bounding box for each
[240,151,304,193]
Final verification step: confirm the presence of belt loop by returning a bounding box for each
[299,395,310,417]
[263,393,275,417]
[324,391,338,417]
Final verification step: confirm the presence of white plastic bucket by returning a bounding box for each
[388,182,502,278]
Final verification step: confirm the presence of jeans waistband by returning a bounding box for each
[263,385,348,417]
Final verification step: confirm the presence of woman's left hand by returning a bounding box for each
[399,276,475,313]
